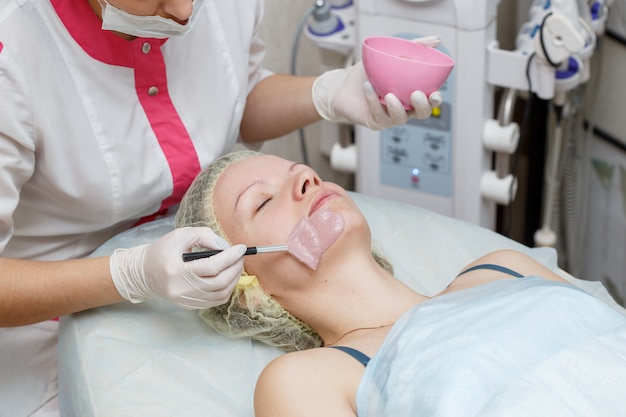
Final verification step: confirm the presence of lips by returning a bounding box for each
[308,191,337,216]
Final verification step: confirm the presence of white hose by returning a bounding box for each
[534,104,565,248]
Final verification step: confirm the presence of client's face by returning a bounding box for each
[212,155,369,296]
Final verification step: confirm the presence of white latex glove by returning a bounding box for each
[110,227,246,309]
[312,36,444,130]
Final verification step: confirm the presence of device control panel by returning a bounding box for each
[379,97,453,196]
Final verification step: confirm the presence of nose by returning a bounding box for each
[162,0,194,22]
[293,169,322,199]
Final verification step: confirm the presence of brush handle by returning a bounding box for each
[182,244,288,262]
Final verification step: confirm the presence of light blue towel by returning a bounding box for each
[356,276,626,417]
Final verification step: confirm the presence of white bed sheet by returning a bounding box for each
[58,192,625,417]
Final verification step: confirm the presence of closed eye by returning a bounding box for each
[256,198,271,212]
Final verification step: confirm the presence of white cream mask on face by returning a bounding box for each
[98,0,205,39]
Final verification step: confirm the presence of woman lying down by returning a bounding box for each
[175,150,626,417]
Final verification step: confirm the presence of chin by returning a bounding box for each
[338,208,370,239]
[326,219,371,259]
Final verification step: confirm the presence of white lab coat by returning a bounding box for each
[0,0,267,414]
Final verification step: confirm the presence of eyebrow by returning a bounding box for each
[234,179,265,211]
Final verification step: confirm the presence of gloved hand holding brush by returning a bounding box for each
[110,227,246,309]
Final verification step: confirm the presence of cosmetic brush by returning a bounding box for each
[181,208,344,270]
[182,244,287,262]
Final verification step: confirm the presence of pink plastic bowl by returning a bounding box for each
[362,36,455,109]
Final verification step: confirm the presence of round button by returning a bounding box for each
[147,86,159,96]
[411,167,420,184]
[142,42,151,54]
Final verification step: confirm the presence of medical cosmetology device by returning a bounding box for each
[306,0,589,230]
[505,0,605,251]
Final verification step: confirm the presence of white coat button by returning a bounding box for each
[148,86,159,96]
[142,42,151,54]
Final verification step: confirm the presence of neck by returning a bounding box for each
[86,0,102,19]
[325,322,395,346]
[86,0,137,41]
[285,255,427,347]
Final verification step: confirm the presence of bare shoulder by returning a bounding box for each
[444,249,570,294]
[465,249,569,282]
[254,348,363,417]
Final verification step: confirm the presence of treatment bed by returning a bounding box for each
[58,192,625,417]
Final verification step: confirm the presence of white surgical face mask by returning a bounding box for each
[98,0,205,39]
